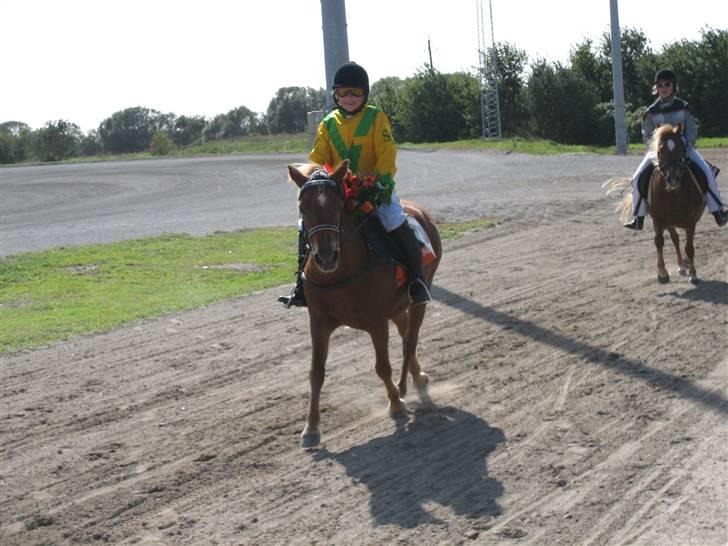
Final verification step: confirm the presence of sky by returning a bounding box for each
[2,0,726,133]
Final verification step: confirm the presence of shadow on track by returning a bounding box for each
[658,279,728,306]
[313,405,505,528]
[431,286,727,416]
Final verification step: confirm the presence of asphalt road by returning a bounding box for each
[0,149,663,257]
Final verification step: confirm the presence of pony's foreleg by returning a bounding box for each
[369,322,406,417]
[654,225,670,284]
[666,227,686,276]
[684,224,699,284]
[392,310,429,402]
[301,320,334,448]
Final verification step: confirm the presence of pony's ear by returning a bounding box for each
[330,159,350,181]
[676,122,684,134]
[287,164,309,188]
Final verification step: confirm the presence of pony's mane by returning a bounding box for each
[649,124,680,155]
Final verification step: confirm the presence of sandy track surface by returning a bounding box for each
[2,186,727,544]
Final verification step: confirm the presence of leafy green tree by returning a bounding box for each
[599,27,656,108]
[202,106,261,141]
[32,120,82,162]
[526,61,601,144]
[149,131,176,156]
[98,107,165,154]
[171,115,207,146]
[370,76,407,139]
[0,121,31,163]
[658,28,728,136]
[79,130,102,156]
[397,67,465,142]
[266,87,326,134]
[0,132,14,163]
[570,39,611,101]
[446,71,481,139]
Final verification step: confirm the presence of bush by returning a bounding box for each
[149,132,176,156]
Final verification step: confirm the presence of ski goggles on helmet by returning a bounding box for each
[334,87,365,98]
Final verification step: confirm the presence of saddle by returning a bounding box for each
[637,160,713,200]
[356,215,436,287]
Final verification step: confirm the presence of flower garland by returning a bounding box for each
[324,164,394,216]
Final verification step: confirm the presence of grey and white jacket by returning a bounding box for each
[641,97,697,149]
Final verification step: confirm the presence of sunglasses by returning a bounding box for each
[334,87,365,98]
[656,82,673,88]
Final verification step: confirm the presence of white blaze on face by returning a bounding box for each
[667,138,676,152]
[318,191,328,208]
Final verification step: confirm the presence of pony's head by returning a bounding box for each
[288,160,350,273]
[650,124,687,191]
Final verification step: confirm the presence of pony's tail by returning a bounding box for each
[602,176,633,223]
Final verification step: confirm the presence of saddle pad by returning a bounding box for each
[357,214,437,288]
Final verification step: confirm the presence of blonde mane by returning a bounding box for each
[649,124,680,155]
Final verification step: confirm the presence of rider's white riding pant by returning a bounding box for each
[630,149,723,216]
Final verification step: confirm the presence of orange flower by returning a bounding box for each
[362,175,376,187]
[360,201,374,214]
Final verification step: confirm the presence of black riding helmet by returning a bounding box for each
[654,69,676,84]
[332,62,370,107]
[653,69,677,95]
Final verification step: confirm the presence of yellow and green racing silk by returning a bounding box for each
[309,104,396,187]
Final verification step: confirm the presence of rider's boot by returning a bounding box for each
[390,221,431,306]
[712,209,728,227]
[277,232,308,308]
[624,216,644,231]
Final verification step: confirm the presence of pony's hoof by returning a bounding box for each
[388,398,407,419]
[689,276,700,285]
[657,273,670,284]
[678,266,689,277]
[415,374,432,404]
[301,427,320,448]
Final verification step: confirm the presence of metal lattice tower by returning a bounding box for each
[476,0,502,139]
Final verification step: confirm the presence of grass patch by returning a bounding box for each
[178,134,309,156]
[0,219,495,354]
[7,134,725,167]
[402,136,728,155]
[0,229,298,353]
[438,218,498,239]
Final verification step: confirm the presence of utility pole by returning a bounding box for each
[427,37,434,69]
[609,0,628,154]
[320,0,350,111]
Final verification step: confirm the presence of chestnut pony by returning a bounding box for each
[608,124,706,284]
[287,160,442,447]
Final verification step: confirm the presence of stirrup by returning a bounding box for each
[408,278,431,306]
[623,217,644,231]
[277,284,306,308]
[713,209,728,227]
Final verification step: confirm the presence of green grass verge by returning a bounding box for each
[6,134,725,167]
[0,219,496,354]
[401,136,728,155]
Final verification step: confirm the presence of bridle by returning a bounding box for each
[657,135,687,188]
[298,173,344,245]
[297,170,378,288]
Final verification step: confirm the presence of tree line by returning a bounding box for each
[1,27,725,164]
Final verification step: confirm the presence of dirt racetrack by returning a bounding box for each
[1,154,727,545]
